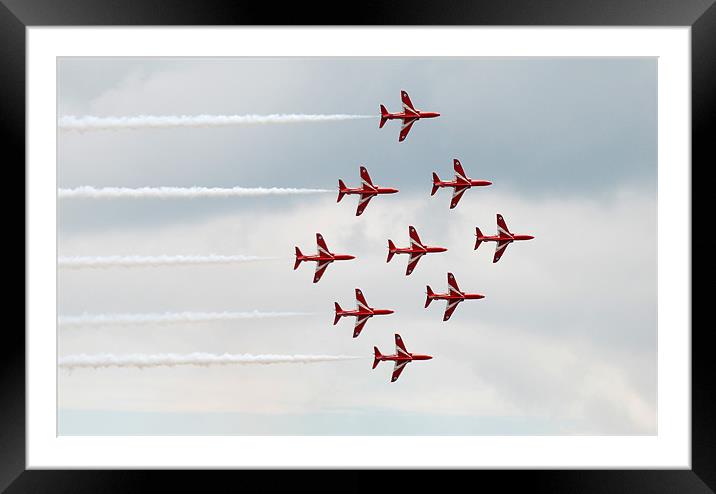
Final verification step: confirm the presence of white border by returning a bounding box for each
[27,27,691,468]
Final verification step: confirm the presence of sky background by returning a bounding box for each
[57,57,657,435]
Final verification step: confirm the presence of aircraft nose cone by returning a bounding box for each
[386,309,395,315]
[525,235,535,240]
[347,255,356,260]
[485,181,493,186]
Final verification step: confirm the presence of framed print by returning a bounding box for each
[7,0,711,490]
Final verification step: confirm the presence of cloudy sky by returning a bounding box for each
[57,57,657,435]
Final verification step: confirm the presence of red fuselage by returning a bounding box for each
[428,291,485,302]
[392,245,447,256]
[375,352,433,363]
[298,253,355,263]
[337,308,394,318]
[340,186,399,196]
[384,111,441,120]
[435,179,492,189]
[478,234,535,243]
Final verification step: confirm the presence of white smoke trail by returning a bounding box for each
[59,353,362,370]
[59,310,315,328]
[58,254,276,269]
[58,186,332,199]
[59,114,375,132]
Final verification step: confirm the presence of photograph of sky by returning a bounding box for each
[57,57,657,435]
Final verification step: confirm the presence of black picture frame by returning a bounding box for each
[5,0,710,490]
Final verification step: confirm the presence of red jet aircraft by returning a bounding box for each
[426,272,485,321]
[337,166,399,216]
[431,159,492,209]
[387,226,448,276]
[379,90,440,142]
[334,288,394,338]
[373,333,433,383]
[294,233,355,283]
[475,214,535,263]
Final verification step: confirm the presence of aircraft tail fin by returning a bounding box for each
[372,347,382,369]
[333,302,342,325]
[387,240,396,263]
[425,286,435,308]
[474,227,483,250]
[337,179,346,202]
[379,105,389,128]
[431,172,440,196]
[294,247,303,270]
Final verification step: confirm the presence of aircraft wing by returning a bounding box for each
[313,260,331,283]
[316,233,331,256]
[355,288,369,310]
[406,251,425,276]
[398,118,417,142]
[493,240,511,263]
[450,186,469,209]
[353,315,370,338]
[355,193,375,216]
[453,159,470,184]
[359,166,376,189]
[497,214,512,237]
[401,90,418,114]
[391,360,410,382]
[408,226,423,248]
[395,334,409,356]
[447,272,461,295]
[443,299,462,321]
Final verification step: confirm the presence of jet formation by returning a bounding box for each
[290,91,535,382]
